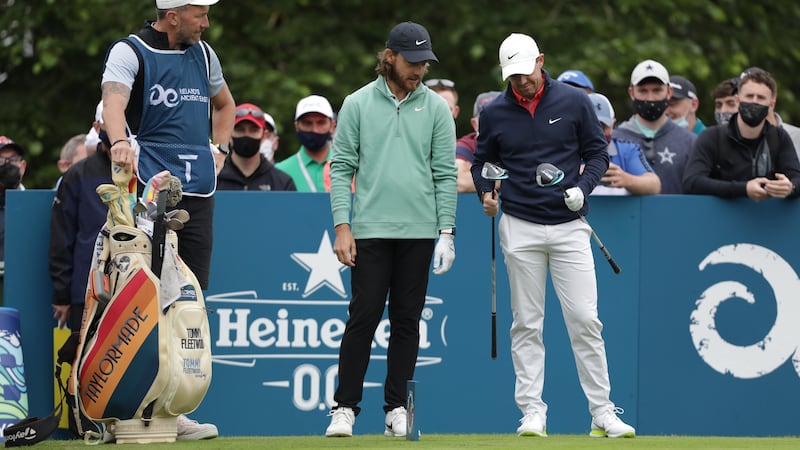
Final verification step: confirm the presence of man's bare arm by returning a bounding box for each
[211,82,235,147]
[101,81,136,171]
[624,172,661,195]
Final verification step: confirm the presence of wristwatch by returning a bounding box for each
[439,227,456,237]
[214,143,230,154]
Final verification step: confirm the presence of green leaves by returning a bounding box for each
[1,0,799,188]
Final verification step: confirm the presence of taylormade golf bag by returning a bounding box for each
[67,172,212,441]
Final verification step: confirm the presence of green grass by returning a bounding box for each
[29,434,800,449]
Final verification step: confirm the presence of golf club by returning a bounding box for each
[535,163,622,274]
[481,162,508,359]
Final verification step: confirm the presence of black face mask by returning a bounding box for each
[297,131,331,154]
[0,164,21,190]
[97,129,112,149]
[632,99,668,122]
[738,102,770,127]
[232,136,261,158]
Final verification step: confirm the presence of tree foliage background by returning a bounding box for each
[1,0,799,188]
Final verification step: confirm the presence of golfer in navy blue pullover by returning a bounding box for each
[471,32,635,439]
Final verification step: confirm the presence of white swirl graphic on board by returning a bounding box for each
[690,243,800,379]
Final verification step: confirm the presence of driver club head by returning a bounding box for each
[535,163,564,187]
[481,162,509,180]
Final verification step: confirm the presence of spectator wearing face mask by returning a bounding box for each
[587,93,661,196]
[217,103,296,191]
[712,78,739,126]
[740,67,800,162]
[275,95,337,192]
[683,68,800,201]
[612,59,696,194]
[667,75,706,135]
[0,136,26,274]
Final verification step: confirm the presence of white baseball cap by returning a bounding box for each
[156,0,218,9]
[587,93,615,127]
[295,95,334,121]
[630,59,670,86]
[499,33,540,81]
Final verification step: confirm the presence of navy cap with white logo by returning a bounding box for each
[386,21,438,63]
[669,75,698,100]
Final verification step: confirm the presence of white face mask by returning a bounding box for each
[671,113,689,129]
[85,127,100,149]
[259,138,275,162]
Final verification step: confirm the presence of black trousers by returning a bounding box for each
[333,238,434,416]
[136,178,214,290]
[171,195,214,290]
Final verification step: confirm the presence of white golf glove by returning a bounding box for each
[432,234,455,275]
[564,187,584,212]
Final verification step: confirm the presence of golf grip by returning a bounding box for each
[491,215,498,359]
[491,313,497,359]
[590,229,622,274]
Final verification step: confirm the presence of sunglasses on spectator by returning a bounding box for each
[0,156,22,166]
[236,107,266,119]
[425,79,455,88]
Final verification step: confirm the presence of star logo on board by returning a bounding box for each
[291,230,347,298]
[658,147,676,164]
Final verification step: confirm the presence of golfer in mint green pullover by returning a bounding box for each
[325,21,457,438]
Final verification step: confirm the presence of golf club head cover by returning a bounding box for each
[432,234,455,275]
[165,175,183,207]
[564,187,584,212]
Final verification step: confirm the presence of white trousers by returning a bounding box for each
[499,213,614,418]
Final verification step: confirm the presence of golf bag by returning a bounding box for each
[66,174,212,442]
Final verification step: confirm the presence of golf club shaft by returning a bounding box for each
[578,215,621,274]
[491,214,498,359]
[561,186,621,274]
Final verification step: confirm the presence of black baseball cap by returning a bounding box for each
[0,136,24,156]
[386,22,438,63]
[669,75,698,100]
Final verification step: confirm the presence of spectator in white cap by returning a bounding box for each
[667,75,706,135]
[612,59,696,194]
[587,93,660,195]
[557,69,594,93]
[275,94,336,192]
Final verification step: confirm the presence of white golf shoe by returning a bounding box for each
[325,407,355,437]
[590,408,635,438]
[516,412,547,437]
[176,414,218,440]
[384,406,407,437]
